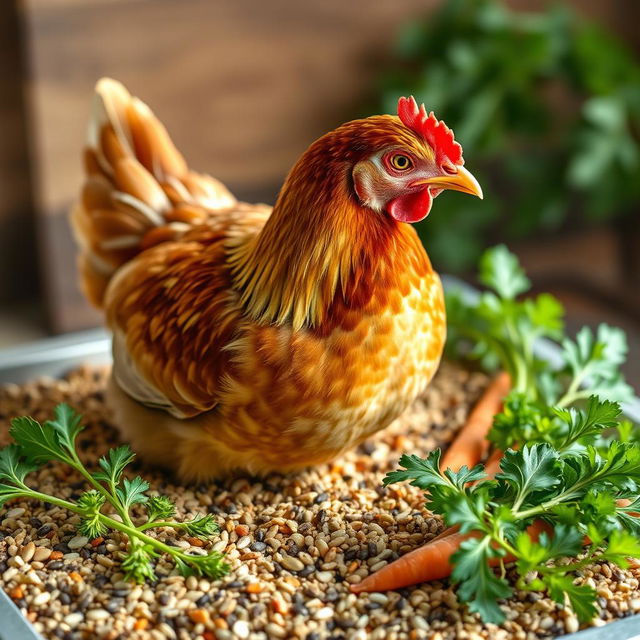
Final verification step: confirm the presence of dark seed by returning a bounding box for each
[196,594,211,607]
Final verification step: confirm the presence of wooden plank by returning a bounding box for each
[0,0,38,304]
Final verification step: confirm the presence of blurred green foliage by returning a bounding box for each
[373,0,640,271]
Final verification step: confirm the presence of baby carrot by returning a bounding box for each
[351,519,549,594]
[351,531,473,592]
[440,372,511,472]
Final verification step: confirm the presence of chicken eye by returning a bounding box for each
[389,154,412,171]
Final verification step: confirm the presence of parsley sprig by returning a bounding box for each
[387,245,639,624]
[0,405,229,583]
[446,244,634,407]
[386,401,640,623]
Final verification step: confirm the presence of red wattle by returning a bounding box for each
[386,189,433,223]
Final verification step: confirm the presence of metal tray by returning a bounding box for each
[0,278,639,640]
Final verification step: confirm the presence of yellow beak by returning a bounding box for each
[414,165,483,199]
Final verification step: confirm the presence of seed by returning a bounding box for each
[246,582,264,593]
[314,607,334,620]
[33,547,51,562]
[281,555,305,572]
[5,507,25,519]
[565,615,579,634]
[33,591,51,606]
[232,620,250,639]
[185,575,198,590]
[3,567,18,582]
[236,536,251,550]
[369,593,389,605]
[68,535,89,550]
[264,623,287,638]
[20,542,36,562]
[187,537,204,547]
[188,609,210,624]
[86,609,110,621]
[316,571,333,583]
[272,593,289,614]
[64,613,84,627]
[96,555,115,568]
[9,586,24,599]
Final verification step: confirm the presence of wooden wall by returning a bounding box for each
[0,1,38,305]
[0,0,637,332]
[22,0,437,331]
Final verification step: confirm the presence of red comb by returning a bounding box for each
[397,96,463,165]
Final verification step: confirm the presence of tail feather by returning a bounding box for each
[71,78,236,308]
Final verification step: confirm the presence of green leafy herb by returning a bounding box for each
[447,245,634,407]
[388,245,638,623]
[0,404,230,584]
[385,427,640,624]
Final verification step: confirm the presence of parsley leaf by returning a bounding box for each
[10,416,73,466]
[45,403,84,456]
[452,536,511,623]
[93,445,136,487]
[116,476,150,510]
[546,574,598,622]
[0,405,230,584]
[497,444,560,509]
[479,244,530,300]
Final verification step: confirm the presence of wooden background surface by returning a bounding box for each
[0,0,636,333]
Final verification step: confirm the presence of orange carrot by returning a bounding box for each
[440,372,511,472]
[351,520,549,593]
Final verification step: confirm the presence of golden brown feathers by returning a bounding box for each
[70,79,447,479]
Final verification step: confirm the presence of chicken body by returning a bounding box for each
[72,80,479,480]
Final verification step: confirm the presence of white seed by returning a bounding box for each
[565,615,579,634]
[236,535,251,550]
[2,567,18,581]
[5,508,25,519]
[64,613,84,627]
[314,607,334,620]
[316,571,333,583]
[32,592,51,606]
[232,620,250,639]
[20,542,36,562]
[86,609,110,621]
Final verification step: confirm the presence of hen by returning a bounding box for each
[71,79,482,480]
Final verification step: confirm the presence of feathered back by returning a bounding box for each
[70,78,236,307]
